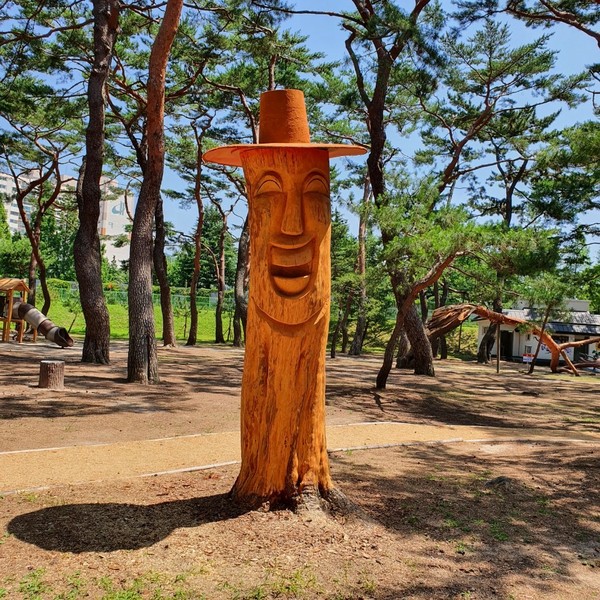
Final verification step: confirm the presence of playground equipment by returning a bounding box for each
[0,278,74,347]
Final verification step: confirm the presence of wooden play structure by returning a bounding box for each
[427,303,600,376]
[0,278,37,343]
[0,277,73,347]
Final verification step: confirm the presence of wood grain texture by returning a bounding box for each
[232,148,333,506]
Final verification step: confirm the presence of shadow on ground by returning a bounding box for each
[8,493,247,553]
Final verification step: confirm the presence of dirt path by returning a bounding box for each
[2,421,599,494]
[1,341,599,599]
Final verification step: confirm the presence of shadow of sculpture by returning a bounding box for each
[8,493,247,553]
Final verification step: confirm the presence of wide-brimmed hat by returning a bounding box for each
[202,89,367,167]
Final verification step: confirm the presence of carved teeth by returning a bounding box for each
[269,241,314,296]
[270,243,313,267]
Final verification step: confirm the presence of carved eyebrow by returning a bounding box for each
[255,173,283,194]
[303,172,329,193]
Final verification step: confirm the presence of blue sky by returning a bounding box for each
[163,2,599,252]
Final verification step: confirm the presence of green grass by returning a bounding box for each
[45,295,231,342]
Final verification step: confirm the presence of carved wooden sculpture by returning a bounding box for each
[204,90,365,507]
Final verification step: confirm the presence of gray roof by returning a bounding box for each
[503,309,600,336]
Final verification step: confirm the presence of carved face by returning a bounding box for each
[241,148,331,326]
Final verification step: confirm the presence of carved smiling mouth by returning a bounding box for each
[269,240,314,296]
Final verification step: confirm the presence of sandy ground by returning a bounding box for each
[0,340,599,599]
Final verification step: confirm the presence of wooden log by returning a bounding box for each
[232,147,333,508]
[39,360,65,389]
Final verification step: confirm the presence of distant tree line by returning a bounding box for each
[1,0,598,385]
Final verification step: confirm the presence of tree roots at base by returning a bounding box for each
[231,485,361,520]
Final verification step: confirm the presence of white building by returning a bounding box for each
[476,299,600,363]
[1,172,131,265]
[0,172,32,235]
[98,177,131,265]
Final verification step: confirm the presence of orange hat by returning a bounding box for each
[202,89,367,167]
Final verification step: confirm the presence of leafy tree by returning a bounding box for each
[0,200,10,240]
[127,0,184,383]
[329,209,358,357]
[40,201,78,281]
[74,0,120,365]
[518,271,571,374]
[0,234,31,279]
[454,0,600,49]
[419,18,589,365]
[575,260,600,313]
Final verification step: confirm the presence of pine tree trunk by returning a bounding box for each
[214,215,227,344]
[73,0,118,365]
[215,292,225,343]
[395,328,411,368]
[439,335,448,359]
[405,303,435,376]
[339,293,353,353]
[349,178,369,356]
[477,297,503,364]
[28,252,37,307]
[477,324,497,363]
[127,0,183,383]
[186,240,200,346]
[330,307,342,359]
[128,180,160,383]
[376,313,402,389]
[232,217,249,347]
[153,196,175,346]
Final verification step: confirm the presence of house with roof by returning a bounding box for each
[476,299,600,363]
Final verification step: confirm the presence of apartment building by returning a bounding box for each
[1,172,131,265]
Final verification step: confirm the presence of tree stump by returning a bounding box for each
[39,360,65,389]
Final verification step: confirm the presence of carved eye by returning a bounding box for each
[304,174,329,224]
[255,176,283,196]
[304,175,328,197]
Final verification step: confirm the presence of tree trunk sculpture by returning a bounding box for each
[203,89,365,508]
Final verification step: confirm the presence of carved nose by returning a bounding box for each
[280,191,304,235]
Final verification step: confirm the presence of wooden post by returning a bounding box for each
[202,89,366,509]
[3,290,13,342]
[39,360,65,389]
[496,323,500,374]
[232,147,333,507]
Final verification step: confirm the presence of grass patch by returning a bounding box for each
[489,520,509,541]
[45,293,229,342]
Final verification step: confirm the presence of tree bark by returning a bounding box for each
[28,251,37,307]
[330,293,353,358]
[214,209,227,344]
[186,126,207,346]
[477,296,502,363]
[39,360,65,390]
[186,232,202,346]
[127,0,183,383]
[232,217,249,347]
[376,311,402,389]
[153,196,176,346]
[349,175,370,356]
[395,327,411,368]
[73,0,118,365]
[340,296,352,353]
[405,303,435,376]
